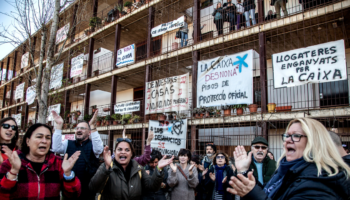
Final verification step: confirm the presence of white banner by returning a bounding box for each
[114,101,140,114]
[47,104,61,121]
[26,86,36,105]
[70,53,84,77]
[56,23,70,44]
[151,16,185,37]
[21,52,29,69]
[273,40,347,88]
[116,44,136,67]
[62,134,75,141]
[197,50,255,107]
[149,119,187,156]
[145,73,189,115]
[13,114,22,127]
[15,82,25,100]
[50,63,64,89]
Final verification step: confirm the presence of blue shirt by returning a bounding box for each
[254,161,264,185]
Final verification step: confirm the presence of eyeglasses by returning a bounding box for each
[116,138,132,143]
[252,145,268,150]
[282,134,307,142]
[216,155,225,159]
[74,127,89,131]
[2,124,18,131]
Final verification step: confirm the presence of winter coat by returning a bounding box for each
[212,7,224,21]
[142,164,169,200]
[243,0,255,11]
[89,159,164,200]
[243,161,350,200]
[167,164,199,200]
[343,154,350,166]
[0,150,81,200]
[250,156,276,185]
[204,165,235,200]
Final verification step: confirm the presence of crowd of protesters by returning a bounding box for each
[1,114,350,200]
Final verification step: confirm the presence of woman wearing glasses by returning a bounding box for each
[204,153,235,200]
[89,137,174,200]
[227,118,350,199]
[0,123,81,199]
[0,117,19,165]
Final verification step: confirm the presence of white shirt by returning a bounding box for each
[236,3,244,13]
[52,129,104,158]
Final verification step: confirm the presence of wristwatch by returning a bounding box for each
[63,171,75,181]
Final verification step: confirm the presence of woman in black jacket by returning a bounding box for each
[242,0,256,27]
[212,2,224,36]
[227,118,350,200]
[205,153,235,200]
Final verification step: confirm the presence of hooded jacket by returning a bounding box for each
[243,161,350,200]
[89,159,164,200]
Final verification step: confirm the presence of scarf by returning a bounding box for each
[215,164,227,195]
[264,157,306,198]
[203,155,213,165]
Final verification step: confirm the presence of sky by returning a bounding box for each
[0,1,18,60]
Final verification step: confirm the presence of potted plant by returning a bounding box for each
[71,111,78,120]
[83,114,92,122]
[96,116,102,126]
[122,114,132,124]
[205,107,215,117]
[248,104,258,113]
[104,115,111,125]
[221,105,232,116]
[192,108,200,118]
[124,1,132,10]
[199,106,206,118]
[93,70,99,76]
[84,28,91,36]
[89,16,102,29]
[167,112,174,120]
[276,105,292,112]
[76,110,81,116]
[111,113,122,125]
[92,105,98,113]
[267,103,276,113]
[214,108,221,117]
[158,113,166,121]
[131,115,141,123]
[64,110,70,119]
[234,104,247,115]
[115,4,124,18]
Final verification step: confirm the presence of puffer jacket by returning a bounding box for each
[243,161,350,200]
[89,159,164,200]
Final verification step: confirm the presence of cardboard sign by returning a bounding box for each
[50,63,64,89]
[116,44,136,67]
[149,119,187,156]
[26,86,36,105]
[15,82,25,100]
[56,23,70,44]
[70,53,84,77]
[197,50,255,107]
[145,73,189,115]
[21,52,29,69]
[151,16,185,37]
[272,40,347,88]
[47,104,61,121]
[114,101,141,114]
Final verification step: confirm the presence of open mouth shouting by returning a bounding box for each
[4,131,13,139]
[119,155,128,162]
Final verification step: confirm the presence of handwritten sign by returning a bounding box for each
[21,52,29,69]
[197,50,254,107]
[114,101,140,114]
[50,63,64,89]
[13,114,21,127]
[15,82,25,100]
[26,86,36,105]
[149,119,187,156]
[56,23,70,44]
[145,73,189,115]
[151,16,185,37]
[116,44,136,67]
[273,40,347,88]
[47,104,61,121]
[70,53,84,77]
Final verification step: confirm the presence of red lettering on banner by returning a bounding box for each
[178,89,182,95]
[158,142,165,149]
[180,76,186,83]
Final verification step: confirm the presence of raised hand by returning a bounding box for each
[202,168,208,179]
[51,111,63,130]
[222,176,227,183]
[231,164,236,171]
[158,155,174,169]
[89,110,99,126]
[234,145,252,172]
[4,147,21,174]
[0,151,3,166]
[170,162,177,173]
[197,164,204,171]
[227,172,256,197]
[0,146,11,166]
[103,146,112,169]
[146,131,154,145]
[122,128,127,138]
[62,151,81,176]
[145,170,150,175]
[188,164,195,175]
[209,172,215,181]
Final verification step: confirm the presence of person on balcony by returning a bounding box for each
[243,0,256,27]
[236,0,245,30]
[271,0,288,19]
[223,0,237,32]
[0,117,19,166]
[180,15,189,47]
[212,2,224,36]
[265,10,277,21]
[51,110,103,200]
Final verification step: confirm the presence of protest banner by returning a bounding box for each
[62,134,75,142]
[56,23,70,44]
[272,40,347,88]
[26,86,36,105]
[149,119,187,156]
[15,82,25,100]
[116,44,136,67]
[70,53,84,77]
[21,52,29,69]
[145,73,189,115]
[47,104,61,121]
[151,16,185,37]
[114,101,140,114]
[50,63,64,89]
[13,114,21,127]
[197,50,255,107]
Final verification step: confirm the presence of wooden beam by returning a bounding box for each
[6,57,10,81]
[113,24,122,68]
[193,0,200,43]
[0,62,3,86]
[84,83,91,115]
[192,51,199,109]
[70,4,79,43]
[2,85,7,109]
[191,125,197,152]
[87,38,95,78]
[147,7,154,58]
[110,75,117,115]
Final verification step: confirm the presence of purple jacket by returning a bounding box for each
[134,145,152,166]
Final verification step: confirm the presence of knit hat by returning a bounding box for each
[251,136,269,146]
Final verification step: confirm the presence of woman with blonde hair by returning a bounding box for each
[227,118,350,200]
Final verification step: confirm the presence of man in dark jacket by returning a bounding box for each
[202,144,216,169]
[328,131,350,166]
[223,0,236,31]
[249,137,276,185]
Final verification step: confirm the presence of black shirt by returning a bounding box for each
[23,156,44,175]
[114,159,133,183]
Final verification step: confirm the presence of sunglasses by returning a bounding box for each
[116,138,132,143]
[2,124,18,131]
[216,155,225,159]
[253,145,267,150]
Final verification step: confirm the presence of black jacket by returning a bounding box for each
[243,0,255,12]
[142,164,169,200]
[243,161,350,200]
[204,165,235,200]
[223,2,236,15]
[343,154,350,166]
[250,156,276,185]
